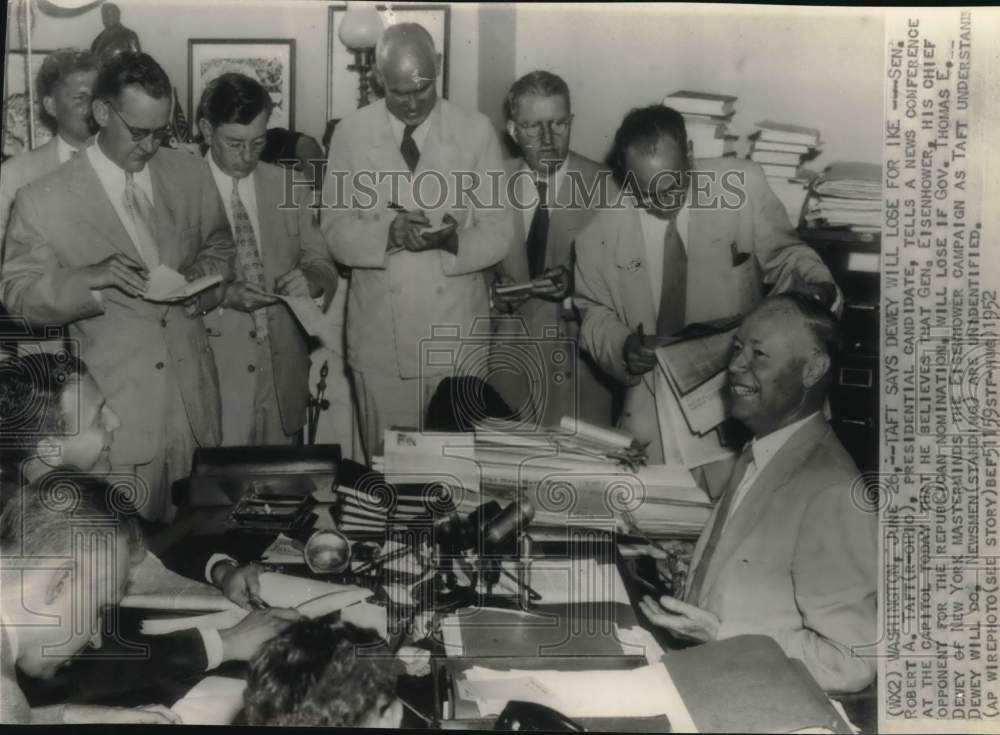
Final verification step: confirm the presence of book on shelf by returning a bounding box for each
[753,119,821,147]
[664,89,737,117]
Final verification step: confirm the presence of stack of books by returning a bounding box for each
[748,120,822,181]
[663,90,738,159]
[802,161,882,238]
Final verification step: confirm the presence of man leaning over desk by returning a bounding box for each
[638,294,877,694]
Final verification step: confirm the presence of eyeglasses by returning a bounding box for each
[109,104,171,143]
[219,136,267,155]
[515,116,574,139]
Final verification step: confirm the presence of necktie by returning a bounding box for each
[684,446,755,604]
[122,173,160,269]
[230,178,269,342]
[655,219,687,336]
[400,124,420,173]
[526,179,550,279]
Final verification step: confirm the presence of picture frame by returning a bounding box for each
[326,4,450,120]
[2,50,55,159]
[188,39,295,130]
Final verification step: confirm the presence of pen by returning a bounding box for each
[248,593,271,610]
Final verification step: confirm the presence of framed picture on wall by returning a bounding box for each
[326,4,450,120]
[2,50,54,159]
[188,39,295,130]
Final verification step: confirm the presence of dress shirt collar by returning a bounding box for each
[520,157,568,201]
[388,103,436,152]
[56,134,92,163]
[748,411,821,472]
[635,174,692,234]
[88,135,154,201]
[206,149,255,203]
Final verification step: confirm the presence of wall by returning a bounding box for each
[6,0,481,145]
[513,4,885,170]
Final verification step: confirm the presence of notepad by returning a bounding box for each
[143,264,222,302]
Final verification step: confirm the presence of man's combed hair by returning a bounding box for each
[606,104,689,186]
[93,50,170,102]
[196,72,273,128]
[36,48,100,130]
[244,618,400,727]
[0,468,144,561]
[0,353,87,474]
[504,70,571,120]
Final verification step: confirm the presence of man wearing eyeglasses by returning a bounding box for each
[195,73,338,446]
[574,105,838,483]
[489,71,617,430]
[0,51,235,522]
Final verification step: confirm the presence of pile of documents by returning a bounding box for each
[663,90,738,158]
[802,161,882,236]
[748,120,822,182]
[372,420,711,537]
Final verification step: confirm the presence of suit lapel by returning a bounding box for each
[66,155,143,264]
[148,157,180,269]
[612,207,657,394]
[696,414,830,599]
[253,168,284,286]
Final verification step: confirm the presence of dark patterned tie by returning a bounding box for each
[655,218,687,336]
[230,178,268,342]
[526,179,549,279]
[684,445,755,604]
[400,124,420,173]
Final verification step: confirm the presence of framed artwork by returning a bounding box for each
[188,39,295,130]
[2,50,54,159]
[326,4,450,120]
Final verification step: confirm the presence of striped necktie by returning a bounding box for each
[122,173,160,269]
[230,178,269,342]
[684,445,755,604]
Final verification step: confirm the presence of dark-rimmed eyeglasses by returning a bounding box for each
[515,116,574,139]
[109,104,171,143]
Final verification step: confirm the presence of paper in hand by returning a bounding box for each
[144,264,222,303]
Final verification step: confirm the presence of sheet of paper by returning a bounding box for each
[143,264,222,302]
[256,571,366,607]
[488,558,632,605]
[260,533,306,564]
[142,608,245,636]
[276,294,327,337]
[170,676,246,726]
[121,593,238,613]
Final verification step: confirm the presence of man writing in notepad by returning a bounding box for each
[638,295,876,694]
[0,51,235,523]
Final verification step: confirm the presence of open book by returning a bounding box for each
[143,264,222,303]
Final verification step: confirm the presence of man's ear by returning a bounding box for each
[505,119,517,142]
[44,567,72,606]
[686,139,695,165]
[41,95,57,120]
[802,352,831,389]
[92,98,110,128]
[197,118,214,145]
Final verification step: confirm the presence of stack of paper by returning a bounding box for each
[749,120,822,183]
[802,161,882,237]
[663,90,738,159]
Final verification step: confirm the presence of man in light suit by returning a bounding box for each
[575,104,838,474]
[1,48,99,257]
[196,73,338,446]
[322,23,512,461]
[490,71,617,430]
[0,52,235,521]
[638,294,876,694]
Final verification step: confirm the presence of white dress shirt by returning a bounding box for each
[637,192,691,315]
[514,159,568,237]
[724,411,821,526]
[86,139,155,254]
[388,108,433,155]
[207,152,262,253]
[56,134,84,164]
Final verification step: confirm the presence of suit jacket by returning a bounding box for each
[204,161,338,438]
[490,152,616,426]
[0,138,61,264]
[321,98,513,378]
[574,157,835,465]
[686,414,877,693]
[0,147,235,466]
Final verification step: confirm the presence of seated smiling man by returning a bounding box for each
[0,352,300,701]
[0,470,178,724]
[638,293,877,694]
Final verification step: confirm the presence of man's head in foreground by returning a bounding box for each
[0,470,144,679]
[374,23,440,129]
[505,70,573,177]
[243,617,401,727]
[727,293,840,438]
[0,353,120,484]
[608,104,692,221]
[197,72,273,180]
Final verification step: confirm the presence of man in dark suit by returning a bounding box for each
[1,52,235,521]
[638,294,876,693]
[196,73,338,446]
[490,71,617,430]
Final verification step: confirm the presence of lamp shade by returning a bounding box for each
[338,2,384,50]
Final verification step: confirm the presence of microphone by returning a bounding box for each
[483,499,536,551]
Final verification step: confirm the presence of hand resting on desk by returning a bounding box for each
[639,594,720,643]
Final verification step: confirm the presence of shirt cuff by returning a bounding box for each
[205,553,237,585]
[198,628,225,671]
